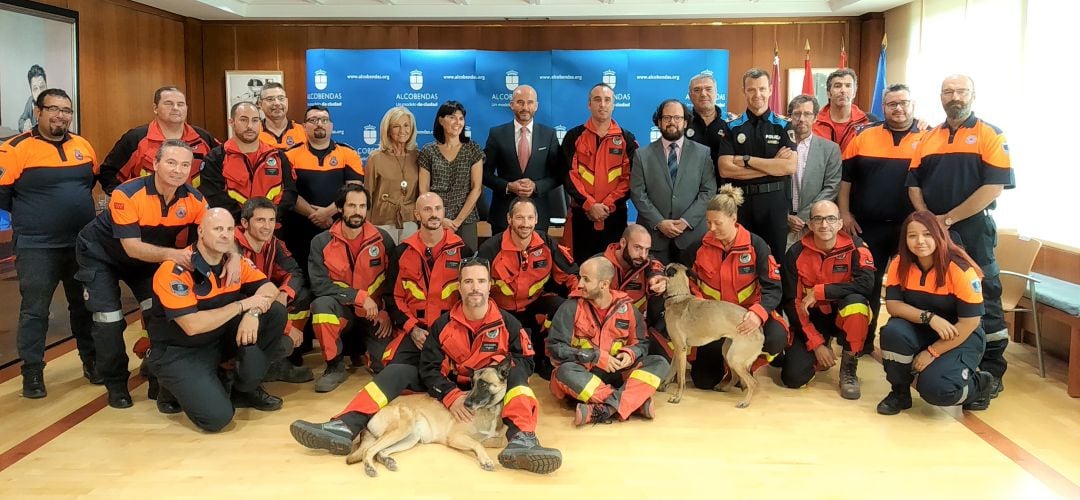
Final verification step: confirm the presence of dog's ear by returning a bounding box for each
[665,265,678,277]
[686,268,700,281]
[495,357,512,379]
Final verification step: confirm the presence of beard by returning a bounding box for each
[622,247,645,268]
[423,217,442,230]
[344,214,365,229]
[945,100,972,120]
[660,126,683,141]
[313,128,328,139]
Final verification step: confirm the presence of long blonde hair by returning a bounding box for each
[378,106,417,153]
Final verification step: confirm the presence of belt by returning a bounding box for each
[737,181,787,195]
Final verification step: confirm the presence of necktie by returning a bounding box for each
[668,142,678,182]
[517,126,530,171]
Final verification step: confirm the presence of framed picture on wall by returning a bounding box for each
[225,70,283,129]
[0,0,79,142]
[787,67,838,112]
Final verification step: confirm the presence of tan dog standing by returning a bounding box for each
[346,360,511,476]
[662,263,765,408]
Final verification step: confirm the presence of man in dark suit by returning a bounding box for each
[630,99,716,264]
[483,85,564,234]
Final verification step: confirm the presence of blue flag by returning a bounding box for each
[870,35,887,116]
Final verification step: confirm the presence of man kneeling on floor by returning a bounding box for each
[290,258,563,474]
[547,257,669,425]
[146,208,290,431]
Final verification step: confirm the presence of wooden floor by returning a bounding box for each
[2,322,1079,499]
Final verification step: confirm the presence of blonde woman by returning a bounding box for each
[365,106,420,244]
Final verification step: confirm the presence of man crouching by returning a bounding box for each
[145,208,289,431]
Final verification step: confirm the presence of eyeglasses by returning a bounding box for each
[808,215,840,225]
[261,95,287,103]
[883,100,911,110]
[940,89,972,97]
[660,115,685,123]
[788,112,815,119]
[40,105,74,116]
[305,118,331,125]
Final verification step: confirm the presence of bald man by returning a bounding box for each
[144,207,291,432]
[483,84,566,234]
[781,200,874,399]
[546,256,669,426]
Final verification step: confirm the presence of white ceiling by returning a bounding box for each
[135,0,911,21]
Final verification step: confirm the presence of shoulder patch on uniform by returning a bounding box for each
[170,280,190,296]
[971,279,982,294]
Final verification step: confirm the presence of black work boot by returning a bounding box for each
[107,385,134,409]
[264,358,315,383]
[290,419,355,455]
[990,376,1004,399]
[962,371,996,411]
[838,351,861,400]
[497,431,563,474]
[22,370,46,399]
[82,359,104,385]
[314,357,348,393]
[232,385,283,411]
[876,386,912,415]
[156,386,182,414]
[573,403,615,426]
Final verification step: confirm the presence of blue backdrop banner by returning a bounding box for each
[305,49,730,222]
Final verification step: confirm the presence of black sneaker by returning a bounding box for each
[290,419,354,455]
[876,389,912,415]
[573,403,615,426]
[232,386,283,411]
[22,371,46,399]
[82,360,104,385]
[264,359,315,383]
[314,358,348,393]
[497,431,562,474]
[962,372,995,411]
[107,387,134,409]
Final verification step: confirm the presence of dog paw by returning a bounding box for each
[735,401,750,409]
[481,461,496,471]
[667,396,681,404]
[364,463,378,477]
[377,455,398,471]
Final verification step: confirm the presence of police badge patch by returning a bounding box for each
[686,128,695,138]
[739,253,751,263]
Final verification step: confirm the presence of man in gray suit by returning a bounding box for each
[483,85,564,234]
[786,95,842,248]
[630,99,716,264]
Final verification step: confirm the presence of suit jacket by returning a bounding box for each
[483,121,565,233]
[630,138,716,251]
[793,135,842,220]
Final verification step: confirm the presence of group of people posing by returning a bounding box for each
[0,62,1012,475]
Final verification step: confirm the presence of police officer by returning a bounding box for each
[906,74,1014,407]
[877,211,995,414]
[718,68,797,261]
[686,72,733,186]
[0,88,99,398]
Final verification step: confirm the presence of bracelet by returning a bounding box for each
[927,345,940,358]
[920,310,934,324]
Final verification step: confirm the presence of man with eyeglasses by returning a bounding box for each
[283,105,364,275]
[785,94,842,249]
[686,72,734,186]
[780,200,874,399]
[477,196,579,380]
[201,101,297,224]
[630,98,715,264]
[812,69,880,151]
[840,83,926,353]
[257,82,306,151]
[1,88,100,398]
[99,86,218,195]
[907,74,1014,410]
[718,68,798,262]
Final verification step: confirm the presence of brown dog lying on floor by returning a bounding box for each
[346,360,511,476]
[662,263,765,408]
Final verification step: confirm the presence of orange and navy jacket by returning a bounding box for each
[308,220,395,309]
[392,229,473,334]
[0,129,98,249]
[841,122,925,223]
[99,120,218,194]
[285,141,364,208]
[599,242,663,314]
[781,231,876,350]
[681,224,782,324]
[147,245,269,347]
[906,113,1014,214]
[546,290,648,372]
[477,229,579,312]
[419,300,533,409]
[562,119,638,228]
[884,257,985,325]
[236,228,304,301]
[259,119,306,151]
[813,104,879,151]
[201,138,297,222]
[78,175,207,266]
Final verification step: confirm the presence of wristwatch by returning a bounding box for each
[920,310,934,324]
[742,154,752,168]
[246,309,261,318]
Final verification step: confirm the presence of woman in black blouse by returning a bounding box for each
[418,100,484,250]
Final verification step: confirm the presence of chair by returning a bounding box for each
[995,231,1045,376]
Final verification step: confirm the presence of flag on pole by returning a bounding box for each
[801,39,814,96]
[769,44,782,114]
[839,36,847,68]
[870,34,887,118]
